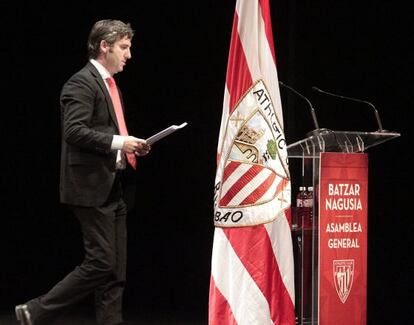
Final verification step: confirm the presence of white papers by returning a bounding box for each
[146,122,188,145]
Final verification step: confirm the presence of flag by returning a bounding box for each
[209,0,295,324]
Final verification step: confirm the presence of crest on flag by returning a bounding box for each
[214,79,290,227]
[333,259,355,303]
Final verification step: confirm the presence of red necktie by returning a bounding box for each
[107,77,137,169]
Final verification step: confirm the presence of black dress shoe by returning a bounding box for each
[15,304,33,325]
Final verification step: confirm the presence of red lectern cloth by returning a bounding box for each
[318,152,368,325]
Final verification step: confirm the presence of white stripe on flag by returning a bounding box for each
[217,87,231,155]
[236,0,284,125]
[211,228,274,325]
[260,173,280,202]
[227,168,272,206]
[265,215,295,301]
[220,163,253,198]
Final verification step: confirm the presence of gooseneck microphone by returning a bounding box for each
[279,81,321,134]
[312,86,385,132]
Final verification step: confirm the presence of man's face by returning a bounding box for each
[102,36,132,75]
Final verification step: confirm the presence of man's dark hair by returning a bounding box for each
[87,19,134,59]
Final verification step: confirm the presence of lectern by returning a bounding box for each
[288,129,400,325]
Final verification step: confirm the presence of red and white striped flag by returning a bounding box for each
[209,0,295,324]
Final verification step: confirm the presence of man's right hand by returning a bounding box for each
[122,136,150,155]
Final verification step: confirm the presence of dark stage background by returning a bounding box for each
[1,1,412,324]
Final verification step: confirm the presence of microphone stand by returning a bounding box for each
[279,81,327,137]
[312,86,386,132]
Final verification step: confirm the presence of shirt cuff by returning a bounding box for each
[111,135,125,150]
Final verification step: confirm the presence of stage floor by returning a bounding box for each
[0,310,206,324]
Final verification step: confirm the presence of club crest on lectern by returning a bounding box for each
[333,259,354,303]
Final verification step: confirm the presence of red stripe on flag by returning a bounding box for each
[274,177,289,198]
[220,164,263,206]
[284,208,292,229]
[259,0,276,64]
[226,12,253,113]
[240,170,276,205]
[223,226,295,325]
[209,276,238,325]
[222,161,241,184]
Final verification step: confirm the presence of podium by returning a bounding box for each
[287,129,400,325]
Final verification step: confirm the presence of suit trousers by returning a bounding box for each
[27,175,127,325]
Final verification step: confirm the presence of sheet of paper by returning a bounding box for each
[146,122,188,145]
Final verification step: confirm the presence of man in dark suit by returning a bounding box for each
[15,19,150,325]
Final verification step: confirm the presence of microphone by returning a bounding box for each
[312,86,385,132]
[279,81,322,135]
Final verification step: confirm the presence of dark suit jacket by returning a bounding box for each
[59,62,133,207]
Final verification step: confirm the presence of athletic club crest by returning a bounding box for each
[214,79,290,227]
[333,259,354,303]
